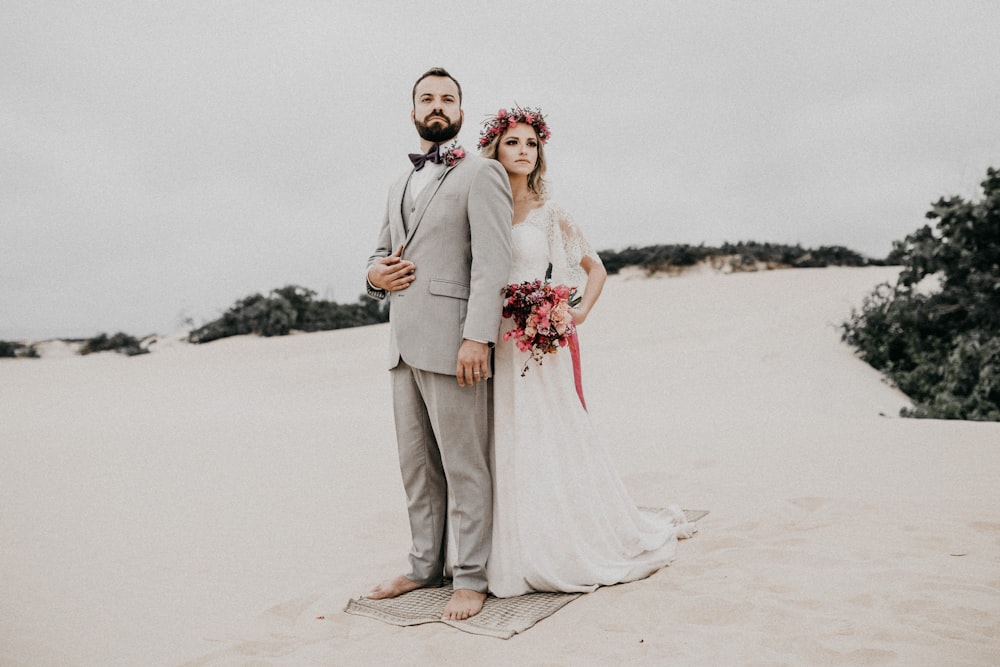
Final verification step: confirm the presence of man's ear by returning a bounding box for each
[410,108,416,124]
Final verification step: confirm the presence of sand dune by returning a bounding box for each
[2,266,999,666]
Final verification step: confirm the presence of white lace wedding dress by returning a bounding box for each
[486,201,694,598]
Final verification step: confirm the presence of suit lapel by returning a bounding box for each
[389,172,411,242]
[405,163,459,244]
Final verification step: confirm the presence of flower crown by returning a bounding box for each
[478,106,551,150]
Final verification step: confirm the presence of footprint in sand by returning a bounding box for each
[786,497,830,513]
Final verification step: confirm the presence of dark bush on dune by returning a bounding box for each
[80,332,148,356]
[0,340,39,358]
[188,285,389,344]
[598,241,877,275]
[843,167,1000,421]
[14,243,880,356]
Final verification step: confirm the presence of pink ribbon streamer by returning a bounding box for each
[568,331,587,411]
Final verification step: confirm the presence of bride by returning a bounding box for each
[478,106,696,598]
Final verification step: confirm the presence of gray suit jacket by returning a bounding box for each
[367,155,513,375]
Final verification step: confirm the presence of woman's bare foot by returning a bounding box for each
[441,588,486,620]
[366,574,424,600]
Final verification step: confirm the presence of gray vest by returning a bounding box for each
[401,174,439,233]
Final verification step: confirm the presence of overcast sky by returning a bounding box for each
[2,1,998,340]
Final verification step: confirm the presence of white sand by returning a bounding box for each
[2,267,998,666]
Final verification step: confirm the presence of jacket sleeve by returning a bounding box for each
[463,159,513,344]
[364,189,395,301]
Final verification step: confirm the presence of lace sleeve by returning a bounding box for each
[544,202,602,288]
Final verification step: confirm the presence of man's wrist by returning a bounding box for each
[366,277,386,300]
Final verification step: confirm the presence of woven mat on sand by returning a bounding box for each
[345,584,580,639]
[344,509,708,639]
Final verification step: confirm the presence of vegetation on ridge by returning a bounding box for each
[80,332,148,356]
[843,166,1000,421]
[183,245,882,345]
[0,340,38,358]
[597,242,880,275]
[2,243,886,356]
[187,286,389,344]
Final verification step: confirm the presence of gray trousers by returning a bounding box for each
[390,360,493,592]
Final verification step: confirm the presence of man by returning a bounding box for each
[364,67,513,620]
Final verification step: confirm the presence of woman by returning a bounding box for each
[479,106,695,598]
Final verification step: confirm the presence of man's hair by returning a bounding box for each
[412,67,462,107]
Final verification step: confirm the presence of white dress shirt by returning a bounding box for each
[410,139,459,198]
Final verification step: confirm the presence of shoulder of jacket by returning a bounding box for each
[454,153,486,169]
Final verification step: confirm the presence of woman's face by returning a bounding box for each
[496,124,539,178]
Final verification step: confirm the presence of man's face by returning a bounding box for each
[411,76,463,143]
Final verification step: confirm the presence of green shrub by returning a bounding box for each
[0,340,39,358]
[189,285,389,344]
[843,167,1000,421]
[80,332,148,356]
[598,241,878,275]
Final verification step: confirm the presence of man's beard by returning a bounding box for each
[415,112,462,143]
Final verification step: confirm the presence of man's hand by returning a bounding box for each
[368,245,416,292]
[456,339,490,386]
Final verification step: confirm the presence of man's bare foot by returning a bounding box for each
[441,588,486,621]
[366,574,424,600]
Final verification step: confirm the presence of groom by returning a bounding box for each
[364,67,513,620]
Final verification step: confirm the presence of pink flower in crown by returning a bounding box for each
[478,105,552,151]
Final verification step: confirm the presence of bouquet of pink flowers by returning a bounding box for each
[501,276,577,376]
